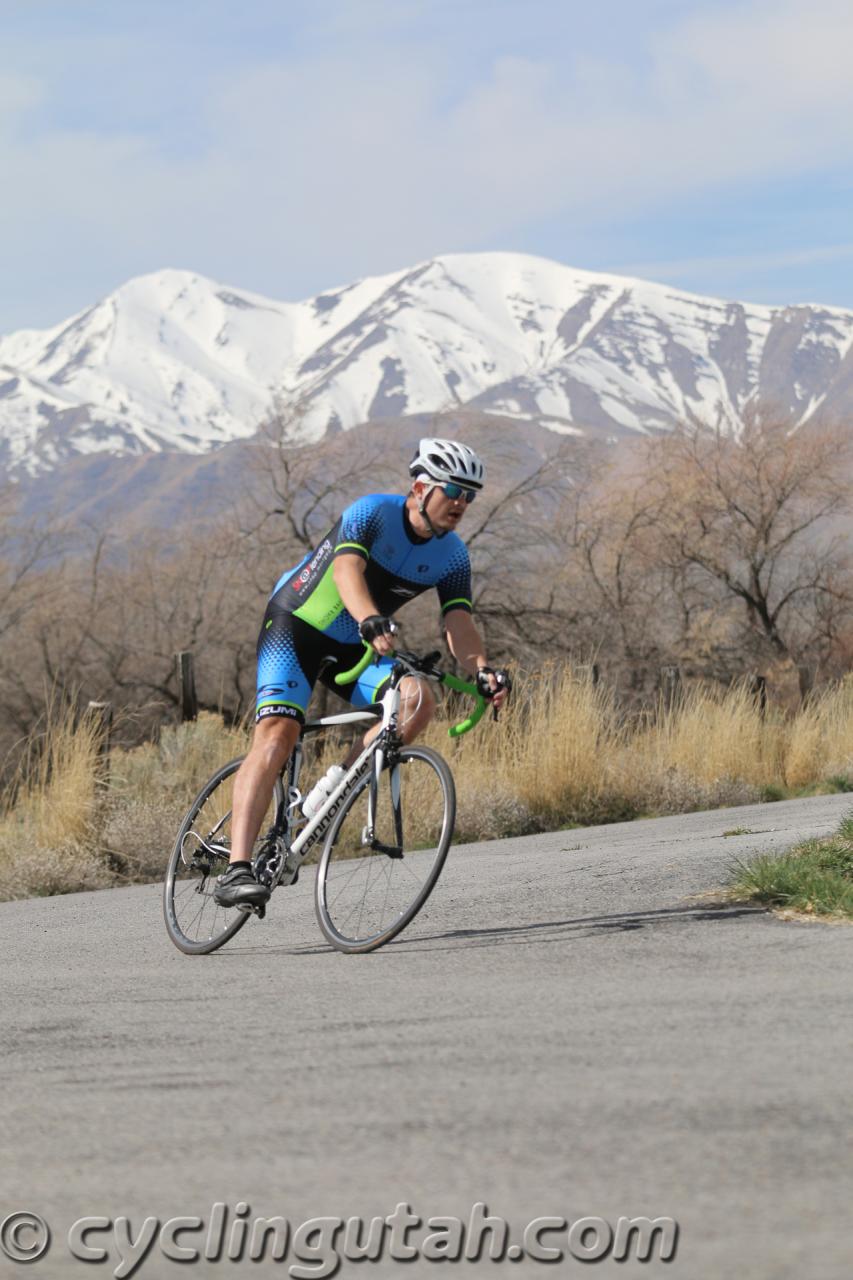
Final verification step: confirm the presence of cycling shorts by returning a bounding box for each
[255,608,394,725]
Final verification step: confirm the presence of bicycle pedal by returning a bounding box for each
[237,903,266,919]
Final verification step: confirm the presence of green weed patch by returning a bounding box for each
[732,815,853,919]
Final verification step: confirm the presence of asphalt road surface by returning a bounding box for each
[2,793,852,1280]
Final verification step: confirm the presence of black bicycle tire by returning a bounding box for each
[163,757,284,956]
[314,744,456,954]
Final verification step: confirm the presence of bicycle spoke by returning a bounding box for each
[164,760,284,955]
[316,746,455,952]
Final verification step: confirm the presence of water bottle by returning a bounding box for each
[302,764,346,819]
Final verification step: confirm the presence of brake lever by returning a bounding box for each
[489,671,511,721]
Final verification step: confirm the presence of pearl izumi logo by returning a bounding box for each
[257,705,300,721]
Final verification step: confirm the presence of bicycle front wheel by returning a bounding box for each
[315,745,456,953]
[164,757,285,955]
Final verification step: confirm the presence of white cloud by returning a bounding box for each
[1,0,852,328]
[197,1,853,260]
[617,242,853,287]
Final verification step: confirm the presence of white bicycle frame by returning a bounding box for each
[274,677,409,884]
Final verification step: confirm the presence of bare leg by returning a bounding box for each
[229,717,300,862]
[343,677,435,767]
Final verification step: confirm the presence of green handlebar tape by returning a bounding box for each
[333,647,487,736]
[334,644,376,686]
[441,673,488,738]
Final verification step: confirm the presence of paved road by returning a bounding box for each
[2,793,852,1279]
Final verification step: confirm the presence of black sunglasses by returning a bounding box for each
[439,481,477,503]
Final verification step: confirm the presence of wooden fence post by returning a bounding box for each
[177,651,198,722]
[747,673,767,718]
[796,664,814,703]
[86,700,113,788]
[660,665,683,711]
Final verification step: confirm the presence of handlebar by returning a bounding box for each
[440,672,489,738]
[334,645,488,737]
[333,645,375,686]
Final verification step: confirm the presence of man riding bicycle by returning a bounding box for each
[214,438,511,909]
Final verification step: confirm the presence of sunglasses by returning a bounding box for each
[439,482,477,503]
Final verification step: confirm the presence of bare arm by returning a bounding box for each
[443,609,487,674]
[443,610,509,709]
[333,553,395,655]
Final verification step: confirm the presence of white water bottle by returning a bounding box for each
[302,764,346,819]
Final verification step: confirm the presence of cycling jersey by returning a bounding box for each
[269,493,472,640]
[256,494,473,722]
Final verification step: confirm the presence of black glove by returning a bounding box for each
[476,666,513,699]
[358,615,398,644]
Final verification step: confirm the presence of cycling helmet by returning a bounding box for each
[409,438,485,491]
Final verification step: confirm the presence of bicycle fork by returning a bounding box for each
[363,746,404,858]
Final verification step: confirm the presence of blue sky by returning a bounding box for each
[2,0,852,333]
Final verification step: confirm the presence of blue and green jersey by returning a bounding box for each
[254,494,473,723]
[268,493,473,641]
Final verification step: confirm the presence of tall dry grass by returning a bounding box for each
[446,665,628,837]
[443,669,782,834]
[783,678,853,788]
[444,667,851,829]
[0,698,112,898]
[97,714,250,881]
[2,668,852,901]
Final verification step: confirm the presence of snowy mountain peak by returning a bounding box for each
[2,252,853,476]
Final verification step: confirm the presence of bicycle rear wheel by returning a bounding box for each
[164,757,286,955]
[315,745,455,953]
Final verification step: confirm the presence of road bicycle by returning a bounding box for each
[163,647,487,955]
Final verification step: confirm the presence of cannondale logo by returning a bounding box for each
[302,762,368,849]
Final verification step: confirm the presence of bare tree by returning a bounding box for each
[639,415,853,695]
[0,484,69,643]
[239,397,401,583]
[563,463,672,690]
[466,438,598,661]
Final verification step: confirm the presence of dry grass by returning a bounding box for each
[783,679,853,788]
[0,708,251,897]
[0,698,112,899]
[637,683,785,788]
[2,668,853,901]
[440,669,770,830]
[99,714,250,881]
[446,665,626,833]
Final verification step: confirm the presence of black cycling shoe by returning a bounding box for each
[214,862,271,909]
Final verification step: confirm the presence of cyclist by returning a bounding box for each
[214,438,512,908]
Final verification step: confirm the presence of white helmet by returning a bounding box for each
[409,438,485,490]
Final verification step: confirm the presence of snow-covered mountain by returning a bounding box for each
[3,252,853,476]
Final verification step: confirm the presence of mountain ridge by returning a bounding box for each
[2,251,853,477]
